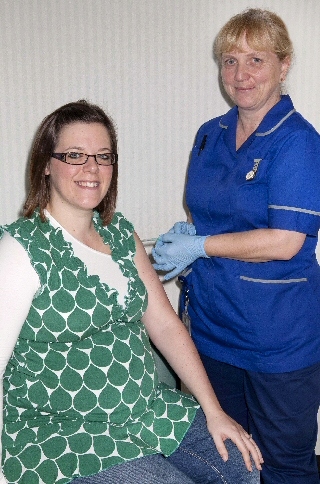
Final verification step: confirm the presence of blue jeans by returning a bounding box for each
[200,353,320,484]
[73,409,259,483]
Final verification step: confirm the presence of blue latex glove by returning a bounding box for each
[152,232,209,280]
[168,221,196,236]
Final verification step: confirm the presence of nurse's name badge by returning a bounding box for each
[246,158,262,181]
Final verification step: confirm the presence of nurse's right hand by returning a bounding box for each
[152,232,208,280]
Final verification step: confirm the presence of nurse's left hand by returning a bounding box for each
[168,221,196,236]
[152,233,209,280]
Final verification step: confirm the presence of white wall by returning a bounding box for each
[1,0,320,447]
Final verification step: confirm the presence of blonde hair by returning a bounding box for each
[214,8,293,63]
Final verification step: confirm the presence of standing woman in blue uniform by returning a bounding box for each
[152,8,320,484]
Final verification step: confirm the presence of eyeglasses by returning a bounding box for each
[52,152,118,166]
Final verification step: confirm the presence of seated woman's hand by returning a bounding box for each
[205,408,264,473]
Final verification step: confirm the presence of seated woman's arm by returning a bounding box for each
[0,232,39,483]
[134,233,263,473]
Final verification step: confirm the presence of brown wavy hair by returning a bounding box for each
[23,100,118,225]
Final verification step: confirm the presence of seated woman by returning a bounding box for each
[0,100,262,484]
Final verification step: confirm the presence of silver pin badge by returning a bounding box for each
[246,159,262,181]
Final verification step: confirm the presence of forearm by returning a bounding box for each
[204,228,306,262]
[151,319,223,414]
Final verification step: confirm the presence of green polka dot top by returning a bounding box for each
[1,210,198,484]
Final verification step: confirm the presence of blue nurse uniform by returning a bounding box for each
[185,95,320,483]
[186,94,320,373]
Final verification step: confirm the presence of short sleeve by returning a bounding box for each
[268,128,320,235]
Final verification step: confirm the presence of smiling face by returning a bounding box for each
[45,122,114,217]
[221,35,290,120]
